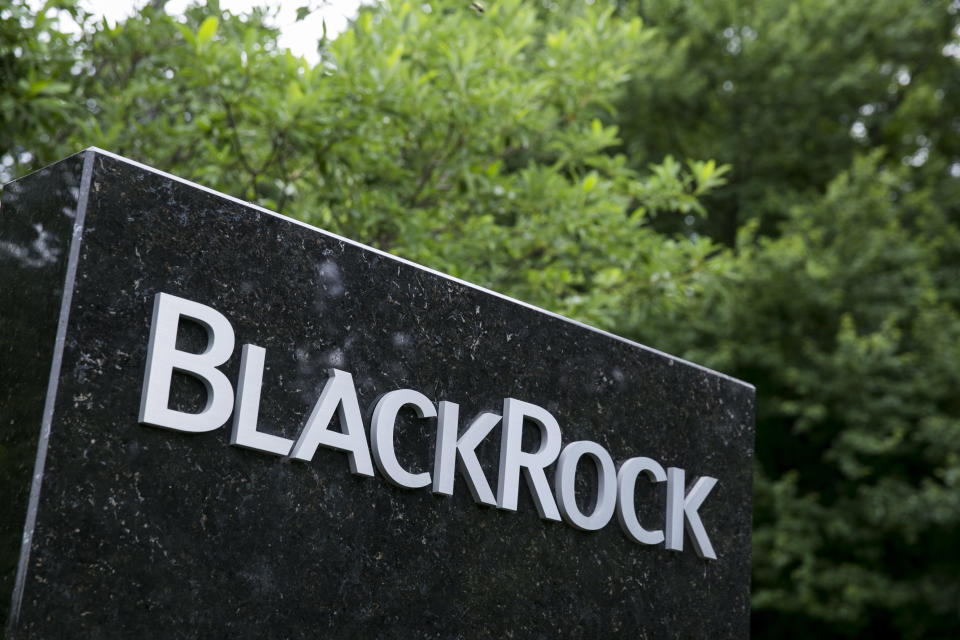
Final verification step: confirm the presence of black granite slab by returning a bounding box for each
[2,149,754,639]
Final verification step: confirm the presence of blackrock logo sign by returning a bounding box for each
[140,292,720,559]
[3,149,754,638]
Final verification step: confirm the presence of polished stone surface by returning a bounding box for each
[2,149,754,638]
[0,153,86,633]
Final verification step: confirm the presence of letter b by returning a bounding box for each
[139,292,235,433]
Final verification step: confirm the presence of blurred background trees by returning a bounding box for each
[2,0,959,636]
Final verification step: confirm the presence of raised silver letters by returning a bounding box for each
[231,344,294,456]
[290,368,374,476]
[665,467,718,560]
[432,402,499,506]
[555,440,617,531]
[138,292,723,557]
[371,389,436,489]
[497,398,562,521]
[139,292,235,433]
[616,456,667,545]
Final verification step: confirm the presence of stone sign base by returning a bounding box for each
[2,149,754,638]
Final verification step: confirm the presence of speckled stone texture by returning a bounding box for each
[2,149,755,639]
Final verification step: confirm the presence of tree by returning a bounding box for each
[657,156,960,638]
[42,0,728,331]
[611,0,960,634]
[0,0,84,182]
[617,0,960,246]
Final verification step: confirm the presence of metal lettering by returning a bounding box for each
[616,456,667,545]
[497,398,561,521]
[432,402,499,506]
[371,389,436,488]
[665,467,718,560]
[555,440,617,531]
[289,368,374,476]
[139,292,235,433]
[230,344,294,456]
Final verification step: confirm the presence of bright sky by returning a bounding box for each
[77,0,367,63]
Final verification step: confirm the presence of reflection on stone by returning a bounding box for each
[0,223,62,268]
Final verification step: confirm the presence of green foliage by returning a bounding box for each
[21,0,726,333]
[3,0,960,637]
[654,156,960,638]
[0,0,85,180]
[611,2,960,634]
[618,0,960,244]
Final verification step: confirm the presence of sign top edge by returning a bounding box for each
[80,146,754,392]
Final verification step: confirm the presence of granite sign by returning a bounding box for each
[1,148,755,638]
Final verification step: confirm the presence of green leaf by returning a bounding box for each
[176,22,195,45]
[386,44,404,69]
[582,172,598,192]
[197,17,218,46]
